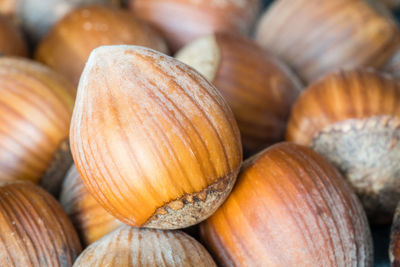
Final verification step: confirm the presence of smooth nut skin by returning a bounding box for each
[0,57,75,188]
[73,226,216,267]
[0,15,26,56]
[70,45,242,229]
[0,181,82,266]
[255,0,400,83]
[176,32,303,154]
[60,165,123,246]
[201,142,373,267]
[35,5,169,86]
[130,0,262,52]
[286,69,400,223]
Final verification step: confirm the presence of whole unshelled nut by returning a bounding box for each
[130,0,262,51]
[176,32,302,154]
[35,5,169,86]
[286,69,400,223]
[70,45,242,229]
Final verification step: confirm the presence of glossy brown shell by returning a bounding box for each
[74,226,216,266]
[177,32,302,154]
[130,0,262,51]
[255,0,400,82]
[286,69,400,145]
[35,5,168,86]
[17,0,121,43]
[60,165,123,246]
[286,69,400,222]
[70,45,242,229]
[0,57,75,186]
[201,142,373,266]
[0,181,81,266]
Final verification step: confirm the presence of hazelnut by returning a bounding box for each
[176,32,303,154]
[60,165,123,246]
[286,69,400,223]
[255,0,400,83]
[16,0,120,43]
[129,0,262,51]
[0,181,81,265]
[201,142,372,266]
[35,5,169,86]
[70,45,242,229]
[74,226,216,266]
[0,57,75,196]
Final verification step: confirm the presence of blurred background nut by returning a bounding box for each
[74,226,216,266]
[255,0,400,83]
[176,32,303,155]
[10,0,120,44]
[0,181,81,266]
[0,57,75,196]
[286,69,400,223]
[60,165,123,246]
[35,5,169,86]
[130,0,262,52]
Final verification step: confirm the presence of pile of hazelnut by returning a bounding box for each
[1,0,400,266]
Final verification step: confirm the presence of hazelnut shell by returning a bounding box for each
[70,45,242,229]
[0,57,75,195]
[201,142,373,266]
[74,226,216,266]
[286,69,400,222]
[176,32,303,154]
[60,165,123,246]
[35,5,169,86]
[16,0,121,43]
[255,0,400,82]
[0,181,81,265]
[130,0,262,51]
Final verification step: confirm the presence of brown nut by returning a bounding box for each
[0,57,75,196]
[35,5,169,86]
[255,0,400,83]
[129,0,262,52]
[201,142,372,266]
[0,181,82,266]
[286,69,400,223]
[176,32,303,154]
[70,45,242,229]
[15,0,121,43]
[73,226,216,266]
[60,165,123,246]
